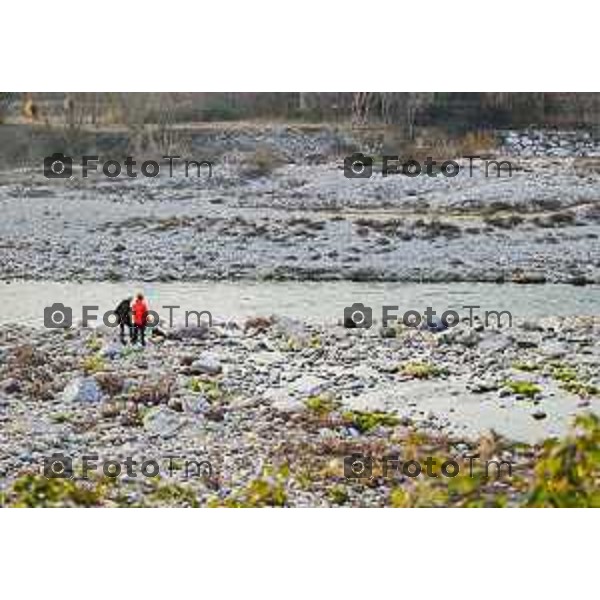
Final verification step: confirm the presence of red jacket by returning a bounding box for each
[131,298,149,326]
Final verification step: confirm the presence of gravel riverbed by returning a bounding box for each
[0,313,598,506]
[0,154,599,284]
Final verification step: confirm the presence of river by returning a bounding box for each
[1,280,598,327]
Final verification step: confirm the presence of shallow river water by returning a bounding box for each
[1,281,598,327]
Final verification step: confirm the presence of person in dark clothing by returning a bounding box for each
[114,296,133,344]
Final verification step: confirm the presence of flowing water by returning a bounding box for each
[1,281,598,327]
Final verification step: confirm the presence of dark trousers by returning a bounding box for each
[119,322,134,344]
[132,325,146,346]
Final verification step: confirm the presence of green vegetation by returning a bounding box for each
[85,336,103,352]
[210,466,289,508]
[512,362,540,373]
[201,99,243,122]
[0,472,200,508]
[526,415,600,507]
[552,366,578,383]
[81,354,106,374]
[389,465,509,508]
[504,380,541,398]
[561,381,599,397]
[50,412,72,424]
[305,395,340,417]
[4,415,600,507]
[400,361,443,379]
[0,473,112,507]
[549,365,598,397]
[309,334,323,349]
[328,485,350,505]
[188,377,222,400]
[142,480,199,508]
[342,410,400,433]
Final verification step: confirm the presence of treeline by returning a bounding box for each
[3,92,600,132]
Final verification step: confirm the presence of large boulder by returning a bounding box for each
[61,377,103,403]
[181,395,210,415]
[143,406,186,438]
[100,343,122,360]
[189,353,222,376]
[168,325,210,341]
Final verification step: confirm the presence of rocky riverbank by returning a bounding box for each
[499,129,600,158]
[1,313,598,506]
[0,153,599,284]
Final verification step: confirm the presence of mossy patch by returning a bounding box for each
[342,410,400,433]
[1,473,112,507]
[81,354,106,374]
[305,395,340,416]
[400,361,443,379]
[188,377,222,400]
[504,380,541,398]
[209,465,289,507]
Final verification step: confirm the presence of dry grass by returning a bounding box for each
[241,147,286,178]
[400,129,498,162]
[9,344,47,370]
[95,372,125,396]
[128,377,174,405]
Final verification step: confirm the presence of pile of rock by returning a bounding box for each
[499,129,600,157]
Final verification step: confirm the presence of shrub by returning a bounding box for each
[562,381,599,397]
[342,410,400,433]
[512,362,539,372]
[201,100,243,122]
[85,336,103,352]
[305,395,340,417]
[95,372,125,396]
[81,354,106,374]
[128,378,174,405]
[400,361,442,379]
[504,380,541,398]
[188,378,221,400]
[244,316,273,332]
[241,148,286,179]
[328,485,350,505]
[1,473,110,507]
[143,480,199,507]
[9,344,47,371]
[552,366,578,383]
[484,214,524,229]
[209,466,289,507]
[526,414,600,507]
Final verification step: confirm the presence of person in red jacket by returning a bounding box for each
[131,292,149,346]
